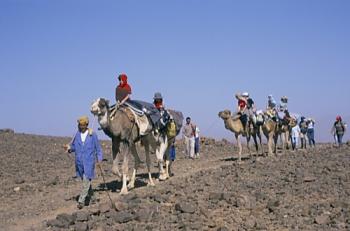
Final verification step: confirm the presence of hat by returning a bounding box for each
[242,92,249,97]
[153,92,163,100]
[77,116,89,125]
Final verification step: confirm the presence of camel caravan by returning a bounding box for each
[88,74,314,195]
[219,92,315,163]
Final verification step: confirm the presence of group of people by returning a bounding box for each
[63,73,202,209]
[233,92,347,150]
[64,74,347,209]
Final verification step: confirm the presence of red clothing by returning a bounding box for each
[238,99,246,110]
[115,74,132,102]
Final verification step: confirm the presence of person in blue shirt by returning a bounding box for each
[64,116,103,209]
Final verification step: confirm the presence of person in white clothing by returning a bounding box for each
[291,123,301,151]
[182,117,195,159]
[194,126,200,158]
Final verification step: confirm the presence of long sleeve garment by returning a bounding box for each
[70,131,103,179]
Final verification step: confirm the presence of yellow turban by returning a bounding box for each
[77,116,89,125]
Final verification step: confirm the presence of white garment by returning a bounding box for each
[291,125,300,138]
[81,130,89,143]
[184,136,195,158]
[195,127,200,138]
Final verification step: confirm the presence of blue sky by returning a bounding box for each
[0,0,349,142]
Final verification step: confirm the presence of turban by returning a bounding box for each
[77,116,89,125]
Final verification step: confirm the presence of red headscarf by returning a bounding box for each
[118,74,128,87]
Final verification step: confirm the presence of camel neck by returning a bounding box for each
[98,109,109,130]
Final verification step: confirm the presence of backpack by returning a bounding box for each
[167,120,177,138]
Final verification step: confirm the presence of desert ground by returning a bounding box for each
[0,130,349,231]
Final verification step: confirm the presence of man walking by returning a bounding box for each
[182,117,196,159]
[64,116,103,209]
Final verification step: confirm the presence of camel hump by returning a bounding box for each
[125,107,153,136]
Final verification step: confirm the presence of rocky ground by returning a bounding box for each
[0,130,350,231]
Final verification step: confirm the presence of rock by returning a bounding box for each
[74,211,90,222]
[114,201,128,211]
[0,128,14,134]
[13,187,20,192]
[236,194,250,208]
[303,176,317,182]
[99,203,111,213]
[267,199,280,213]
[209,192,224,201]
[47,213,75,228]
[315,214,330,225]
[112,211,134,223]
[15,179,25,184]
[217,227,230,231]
[175,202,196,214]
[74,222,88,231]
[135,208,152,222]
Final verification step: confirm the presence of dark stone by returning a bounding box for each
[74,211,90,222]
[14,179,25,184]
[47,213,75,228]
[112,211,134,223]
[74,222,88,231]
[267,199,280,213]
[0,128,14,134]
[209,192,224,201]
[175,202,196,214]
[315,215,330,225]
[217,227,230,231]
[135,209,152,222]
[99,203,111,213]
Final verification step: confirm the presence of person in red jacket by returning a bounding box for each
[115,73,132,107]
[235,92,248,134]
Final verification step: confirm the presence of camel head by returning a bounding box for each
[218,110,232,120]
[91,98,110,116]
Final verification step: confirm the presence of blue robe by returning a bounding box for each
[70,131,103,179]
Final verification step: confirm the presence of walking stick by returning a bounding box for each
[96,162,117,210]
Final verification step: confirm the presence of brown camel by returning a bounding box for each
[91,98,155,195]
[218,110,263,162]
[261,114,278,156]
[91,98,182,194]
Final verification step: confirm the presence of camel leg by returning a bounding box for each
[143,136,155,187]
[111,138,121,178]
[246,135,251,159]
[258,130,264,156]
[120,142,129,195]
[273,134,278,154]
[127,143,140,189]
[156,136,168,181]
[267,133,274,157]
[235,134,242,163]
[128,169,136,189]
[252,133,259,159]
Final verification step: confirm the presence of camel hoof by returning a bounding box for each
[159,174,168,181]
[127,183,135,189]
[148,181,155,187]
[120,188,128,195]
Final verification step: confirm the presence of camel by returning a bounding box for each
[218,110,263,162]
[261,114,279,156]
[91,98,182,194]
[91,98,156,194]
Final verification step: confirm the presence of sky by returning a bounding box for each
[0,0,349,142]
